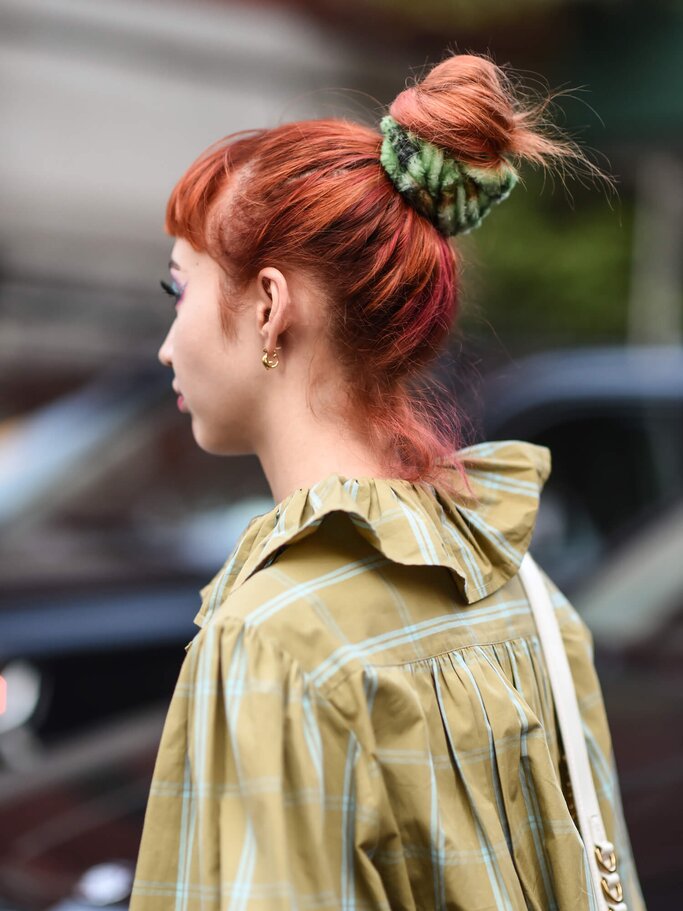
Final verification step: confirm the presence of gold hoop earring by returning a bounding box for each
[262,347,281,369]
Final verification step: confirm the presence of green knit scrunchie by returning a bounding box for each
[379,114,519,237]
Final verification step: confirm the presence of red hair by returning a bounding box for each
[165,52,609,498]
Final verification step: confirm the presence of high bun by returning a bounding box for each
[165,51,609,496]
[389,53,603,175]
[380,54,610,235]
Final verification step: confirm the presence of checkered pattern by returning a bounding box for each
[131,440,646,911]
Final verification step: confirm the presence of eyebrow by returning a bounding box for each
[168,258,182,271]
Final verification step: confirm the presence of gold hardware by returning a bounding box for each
[600,877,623,903]
[594,844,617,873]
[262,346,281,369]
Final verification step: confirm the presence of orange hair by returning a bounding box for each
[165,52,610,498]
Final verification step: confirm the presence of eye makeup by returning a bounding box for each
[160,278,186,306]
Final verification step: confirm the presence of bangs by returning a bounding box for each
[164,129,264,251]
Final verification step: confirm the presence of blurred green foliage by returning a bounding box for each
[457,169,634,350]
[367,0,563,30]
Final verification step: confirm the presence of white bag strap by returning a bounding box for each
[518,552,627,911]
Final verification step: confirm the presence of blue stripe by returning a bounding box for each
[310,598,534,689]
[475,644,557,910]
[465,468,541,497]
[246,555,390,628]
[395,497,440,563]
[174,637,202,910]
[340,731,358,910]
[427,662,446,910]
[434,657,513,910]
[225,628,257,910]
[505,641,558,910]
[456,507,523,566]
[436,515,488,598]
[301,687,325,825]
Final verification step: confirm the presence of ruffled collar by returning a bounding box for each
[194,440,551,628]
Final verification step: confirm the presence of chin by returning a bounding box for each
[191,420,252,457]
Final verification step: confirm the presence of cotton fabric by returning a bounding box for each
[131,439,646,910]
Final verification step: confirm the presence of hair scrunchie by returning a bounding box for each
[379,114,519,237]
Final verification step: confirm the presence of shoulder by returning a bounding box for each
[205,511,394,652]
[186,512,405,737]
[207,511,452,664]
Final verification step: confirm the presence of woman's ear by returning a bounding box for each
[256,267,290,349]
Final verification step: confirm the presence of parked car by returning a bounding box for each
[470,344,683,593]
[0,704,164,910]
[571,497,683,909]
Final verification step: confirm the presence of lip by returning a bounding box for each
[172,383,188,413]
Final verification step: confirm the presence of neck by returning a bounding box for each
[256,405,391,506]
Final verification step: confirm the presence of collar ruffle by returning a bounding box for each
[194,440,551,628]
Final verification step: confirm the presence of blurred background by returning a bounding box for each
[0,0,681,908]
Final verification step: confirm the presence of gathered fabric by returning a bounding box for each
[131,440,646,911]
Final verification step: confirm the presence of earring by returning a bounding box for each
[262,346,281,369]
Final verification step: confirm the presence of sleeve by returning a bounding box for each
[539,568,648,911]
[180,616,391,910]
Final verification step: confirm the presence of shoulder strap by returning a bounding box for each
[518,552,628,911]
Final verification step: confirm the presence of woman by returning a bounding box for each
[131,53,646,910]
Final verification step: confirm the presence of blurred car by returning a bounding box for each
[0,365,273,593]
[571,497,683,909]
[0,705,163,910]
[471,344,683,593]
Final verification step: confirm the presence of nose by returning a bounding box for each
[158,325,174,368]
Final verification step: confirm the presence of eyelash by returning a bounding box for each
[160,278,186,307]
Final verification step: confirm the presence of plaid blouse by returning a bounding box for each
[130,440,646,910]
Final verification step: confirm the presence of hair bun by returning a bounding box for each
[381,52,610,235]
[379,114,518,236]
[390,55,521,167]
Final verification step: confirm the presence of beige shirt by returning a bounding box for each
[131,439,646,910]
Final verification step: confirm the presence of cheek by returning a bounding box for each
[173,313,213,373]
[192,338,248,414]
[174,299,257,418]
[216,352,264,426]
